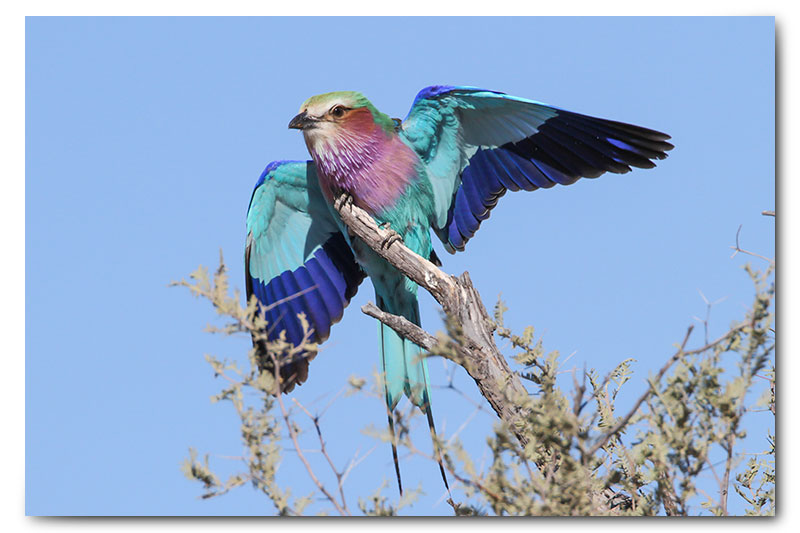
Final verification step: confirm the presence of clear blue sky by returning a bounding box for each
[26,16,774,516]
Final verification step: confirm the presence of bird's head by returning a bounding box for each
[288,91,395,157]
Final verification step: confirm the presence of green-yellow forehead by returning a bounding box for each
[300,91,367,115]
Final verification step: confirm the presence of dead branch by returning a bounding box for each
[361,302,438,351]
[334,194,531,446]
[334,193,762,515]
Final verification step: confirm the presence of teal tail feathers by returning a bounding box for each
[380,321,430,411]
[377,294,450,497]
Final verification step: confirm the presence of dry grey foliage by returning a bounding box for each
[173,204,774,516]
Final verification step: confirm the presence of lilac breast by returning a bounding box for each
[312,130,419,216]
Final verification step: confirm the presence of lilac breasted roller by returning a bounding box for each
[245,86,673,493]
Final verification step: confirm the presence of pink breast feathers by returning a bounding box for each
[309,108,419,216]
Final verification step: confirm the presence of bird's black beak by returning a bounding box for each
[288,111,316,130]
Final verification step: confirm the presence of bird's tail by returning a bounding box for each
[377,294,450,497]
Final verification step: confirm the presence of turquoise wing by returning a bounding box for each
[400,86,673,252]
[245,160,365,391]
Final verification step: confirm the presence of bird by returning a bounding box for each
[244,85,673,494]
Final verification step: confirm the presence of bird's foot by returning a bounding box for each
[334,192,354,212]
[381,228,403,250]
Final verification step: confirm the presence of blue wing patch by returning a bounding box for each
[245,160,365,391]
[401,86,674,252]
[248,232,363,344]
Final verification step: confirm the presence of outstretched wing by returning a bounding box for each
[400,86,674,252]
[245,160,365,391]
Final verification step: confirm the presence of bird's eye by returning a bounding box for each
[330,105,346,118]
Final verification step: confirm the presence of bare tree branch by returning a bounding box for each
[334,194,531,446]
[361,302,438,351]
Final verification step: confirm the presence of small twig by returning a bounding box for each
[403,436,505,504]
[578,362,630,422]
[246,471,301,515]
[433,382,488,413]
[341,445,378,487]
[446,405,483,445]
[705,456,723,488]
[720,431,736,516]
[730,224,774,264]
[293,397,350,514]
[271,355,349,516]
